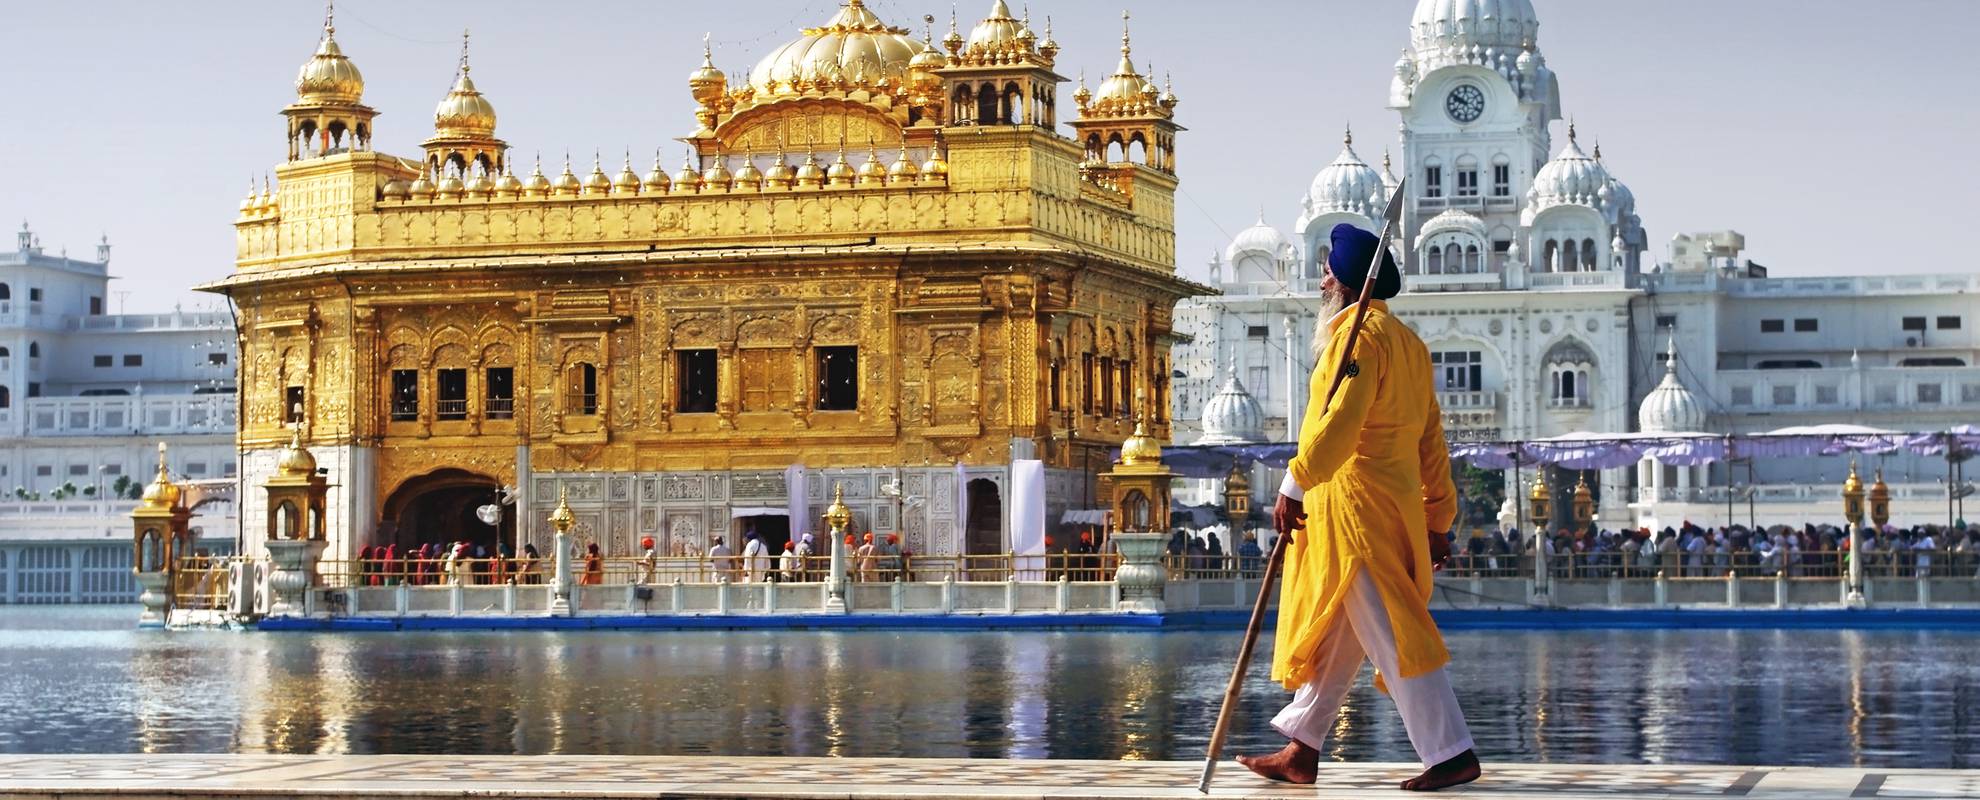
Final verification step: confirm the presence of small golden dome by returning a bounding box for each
[295,14,364,105]
[1118,417,1163,466]
[433,74,497,138]
[642,150,672,193]
[436,172,466,198]
[673,154,705,193]
[886,144,920,184]
[688,36,727,105]
[919,136,949,181]
[732,151,764,190]
[275,426,318,478]
[137,443,181,511]
[764,149,797,189]
[408,167,437,199]
[612,155,641,195]
[909,39,948,71]
[551,155,582,196]
[241,179,260,212]
[493,163,523,197]
[701,155,734,190]
[381,177,410,200]
[794,150,826,188]
[964,0,1028,60]
[581,155,612,195]
[856,145,887,185]
[748,0,920,100]
[523,155,552,197]
[1088,13,1158,118]
[1843,460,1863,495]
[547,485,576,534]
[825,148,856,187]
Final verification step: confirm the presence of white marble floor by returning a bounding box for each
[0,755,1971,799]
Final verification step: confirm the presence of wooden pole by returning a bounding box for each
[1197,180,1406,793]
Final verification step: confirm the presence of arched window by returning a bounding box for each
[1427,246,1444,274]
[27,342,39,358]
[277,500,300,540]
[1443,243,1461,274]
[1561,239,1579,273]
[0,386,9,409]
[1542,240,1558,273]
[1002,82,1023,124]
[976,82,999,126]
[0,346,9,358]
[1557,370,1576,403]
[564,363,598,415]
[0,283,10,300]
[1464,244,1481,272]
[1581,238,1598,270]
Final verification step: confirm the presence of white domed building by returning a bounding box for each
[1177,0,1980,531]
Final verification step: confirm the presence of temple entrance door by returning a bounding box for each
[965,479,1003,555]
[736,515,791,560]
[380,469,510,553]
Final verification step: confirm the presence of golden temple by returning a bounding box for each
[202,0,1200,561]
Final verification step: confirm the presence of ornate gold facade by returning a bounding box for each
[205,1,1202,556]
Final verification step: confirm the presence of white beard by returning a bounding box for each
[1310,288,1348,362]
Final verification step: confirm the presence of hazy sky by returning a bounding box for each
[3,1,1975,313]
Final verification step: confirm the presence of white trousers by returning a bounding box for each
[1270,572,1475,768]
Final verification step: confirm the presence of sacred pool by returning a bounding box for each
[3,606,1974,768]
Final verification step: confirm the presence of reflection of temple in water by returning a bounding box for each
[205,0,1201,567]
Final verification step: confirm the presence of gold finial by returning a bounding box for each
[548,484,575,534]
[702,32,713,67]
[323,0,335,39]
[459,28,471,75]
[1120,9,1132,56]
[823,482,852,532]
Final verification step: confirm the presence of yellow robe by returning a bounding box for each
[1271,300,1459,688]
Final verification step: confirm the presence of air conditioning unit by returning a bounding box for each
[1906,337,1919,347]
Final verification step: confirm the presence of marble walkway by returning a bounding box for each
[0,754,1972,799]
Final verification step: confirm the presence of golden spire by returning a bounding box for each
[795,148,826,188]
[613,150,641,195]
[493,157,522,197]
[700,149,735,190]
[641,148,671,193]
[765,141,796,189]
[296,0,365,104]
[581,151,612,195]
[548,484,575,535]
[523,152,551,197]
[826,137,856,187]
[138,442,181,510]
[887,132,920,184]
[732,145,764,191]
[673,149,705,193]
[550,151,580,196]
[920,129,949,181]
[856,138,886,186]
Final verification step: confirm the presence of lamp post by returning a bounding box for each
[823,483,851,612]
[1842,460,1866,607]
[1529,471,1551,600]
[547,486,575,616]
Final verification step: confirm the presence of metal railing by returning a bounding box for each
[322,551,1127,588]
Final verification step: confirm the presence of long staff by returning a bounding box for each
[1196,179,1407,794]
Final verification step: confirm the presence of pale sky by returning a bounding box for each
[2,0,1974,313]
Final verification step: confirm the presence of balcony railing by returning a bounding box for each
[21,394,236,436]
[61,312,232,332]
[1529,271,1630,290]
[1406,272,1505,292]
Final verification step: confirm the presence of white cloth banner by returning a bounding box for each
[1061,509,1111,526]
[1010,459,1046,580]
[785,464,808,542]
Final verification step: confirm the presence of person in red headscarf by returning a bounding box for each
[639,537,658,584]
[357,546,374,587]
[381,544,398,586]
[582,542,604,586]
[855,532,878,582]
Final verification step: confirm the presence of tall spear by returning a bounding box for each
[1197,178,1408,793]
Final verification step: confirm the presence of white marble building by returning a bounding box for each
[1173,0,1980,531]
[0,223,239,602]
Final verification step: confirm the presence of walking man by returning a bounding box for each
[1236,224,1480,792]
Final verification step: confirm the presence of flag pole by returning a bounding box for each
[1197,179,1407,793]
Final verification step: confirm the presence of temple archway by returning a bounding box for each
[379,468,510,553]
[965,478,1003,556]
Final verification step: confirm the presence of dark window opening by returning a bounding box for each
[1901,317,1928,331]
[1099,356,1116,416]
[1246,325,1269,338]
[565,363,598,416]
[207,352,228,365]
[283,386,304,422]
[89,296,103,315]
[28,288,41,302]
[436,368,467,420]
[1119,360,1135,417]
[485,367,514,419]
[1760,319,1784,333]
[1899,357,1966,368]
[122,354,141,367]
[1491,164,1511,197]
[1937,316,1962,330]
[1082,353,1096,414]
[1756,359,1822,370]
[816,346,858,411]
[1793,318,1818,332]
[1655,314,1678,329]
[1455,169,1479,197]
[93,355,112,368]
[1423,166,1443,198]
[389,369,419,421]
[676,350,717,413]
[1049,360,1062,411]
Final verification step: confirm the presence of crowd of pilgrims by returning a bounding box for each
[352,541,546,586]
[1441,520,1980,578]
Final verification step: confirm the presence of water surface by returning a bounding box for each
[3,606,1975,768]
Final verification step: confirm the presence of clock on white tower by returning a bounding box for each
[1445,84,1485,124]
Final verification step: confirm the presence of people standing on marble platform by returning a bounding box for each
[743,532,770,583]
[795,534,816,582]
[854,533,878,582]
[706,535,734,582]
[582,543,604,586]
[520,544,542,585]
[639,538,658,584]
[780,541,800,583]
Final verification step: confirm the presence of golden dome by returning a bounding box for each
[919,134,949,180]
[795,150,826,188]
[747,0,920,99]
[688,36,727,104]
[408,166,437,199]
[581,155,612,195]
[764,149,796,189]
[137,443,181,511]
[642,151,672,193]
[826,149,857,187]
[701,155,735,190]
[1087,13,1159,118]
[961,0,1035,64]
[275,426,318,478]
[436,172,466,198]
[1118,417,1163,466]
[551,155,582,195]
[547,485,575,534]
[673,154,705,192]
[295,12,364,105]
[434,72,497,137]
[886,144,919,184]
[493,162,523,197]
[612,155,641,195]
[909,38,948,71]
[381,177,410,200]
[856,145,887,185]
[523,155,552,197]
[732,151,764,190]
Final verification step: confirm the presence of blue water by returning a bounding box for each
[1,606,1975,768]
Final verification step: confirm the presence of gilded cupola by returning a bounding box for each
[422,31,507,178]
[137,443,182,511]
[746,1,920,101]
[1083,13,1160,118]
[284,1,377,161]
[294,4,364,105]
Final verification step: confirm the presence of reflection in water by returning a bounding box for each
[2,607,1976,768]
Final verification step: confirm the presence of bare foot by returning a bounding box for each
[1400,749,1480,791]
[1234,739,1319,785]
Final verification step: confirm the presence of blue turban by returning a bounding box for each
[1327,223,1401,301]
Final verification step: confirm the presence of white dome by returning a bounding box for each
[1226,216,1289,264]
[1411,0,1540,53]
[1639,340,1707,433]
[1528,126,1611,211]
[1197,374,1266,445]
[1305,129,1384,220]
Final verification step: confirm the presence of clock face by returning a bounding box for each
[1446,85,1486,124]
